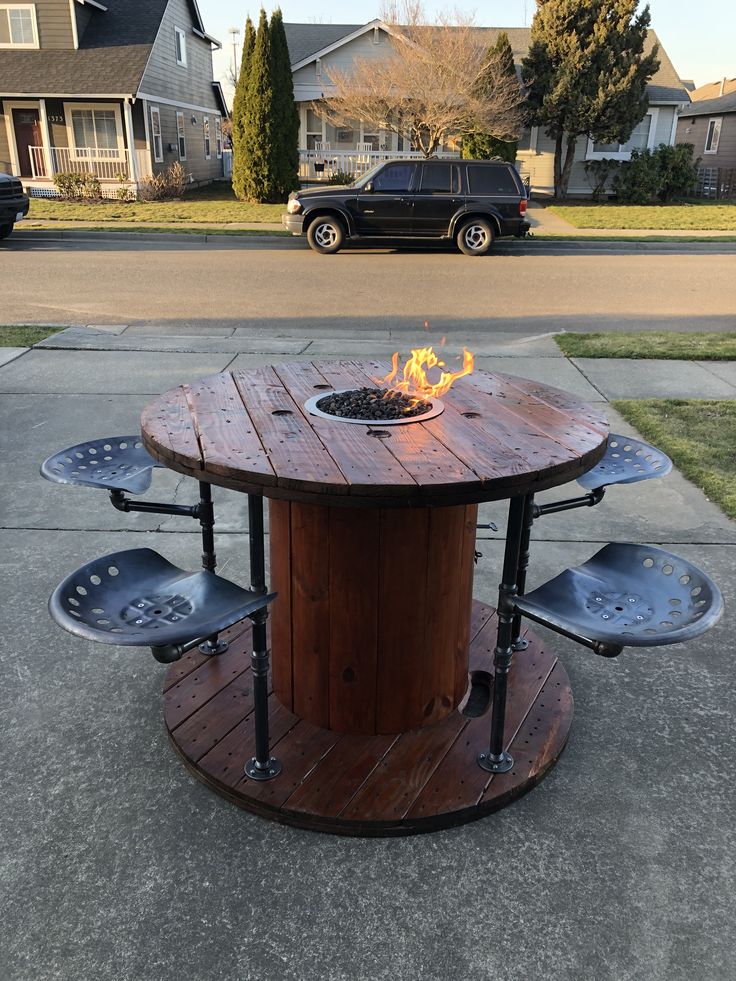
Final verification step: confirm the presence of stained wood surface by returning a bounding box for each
[141,362,609,507]
[164,602,573,837]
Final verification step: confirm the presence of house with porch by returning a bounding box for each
[284,20,690,196]
[0,0,228,196]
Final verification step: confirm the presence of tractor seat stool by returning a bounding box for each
[577,434,673,491]
[515,542,723,655]
[41,435,163,495]
[49,547,275,663]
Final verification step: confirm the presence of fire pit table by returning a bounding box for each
[141,359,609,835]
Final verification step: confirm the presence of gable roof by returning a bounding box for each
[691,78,736,101]
[679,90,736,118]
[283,22,690,103]
[0,0,217,97]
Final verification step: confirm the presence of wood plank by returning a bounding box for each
[494,373,610,435]
[170,670,257,763]
[375,507,430,733]
[163,643,251,730]
[272,361,417,497]
[140,386,202,470]
[285,733,399,817]
[231,365,348,496]
[185,372,276,484]
[162,620,252,691]
[406,633,557,820]
[328,507,380,733]
[290,502,331,727]
[316,361,479,495]
[268,498,293,711]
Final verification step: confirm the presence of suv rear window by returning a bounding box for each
[417,163,457,194]
[466,165,520,195]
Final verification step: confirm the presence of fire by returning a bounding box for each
[379,346,474,399]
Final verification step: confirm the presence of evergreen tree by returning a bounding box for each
[241,9,275,202]
[522,0,660,198]
[462,32,520,163]
[231,16,255,201]
[269,8,300,198]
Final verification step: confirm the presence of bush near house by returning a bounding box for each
[53,172,102,200]
[614,143,700,204]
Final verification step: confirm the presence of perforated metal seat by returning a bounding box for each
[49,548,274,657]
[515,542,722,650]
[577,434,672,491]
[41,436,162,495]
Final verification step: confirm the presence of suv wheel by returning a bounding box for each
[0,223,13,240]
[457,219,494,256]
[307,215,345,254]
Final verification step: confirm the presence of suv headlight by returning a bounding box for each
[286,198,302,214]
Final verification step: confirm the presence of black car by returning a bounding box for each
[0,173,29,240]
[283,158,530,255]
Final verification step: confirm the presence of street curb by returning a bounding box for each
[14,228,292,244]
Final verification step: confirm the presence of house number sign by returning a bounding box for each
[48,115,65,124]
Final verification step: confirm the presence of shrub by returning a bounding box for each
[583,158,620,201]
[53,171,102,200]
[138,161,188,201]
[613,143,700,204]
[327,170,356,185]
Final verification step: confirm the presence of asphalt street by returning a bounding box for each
[2,234,736,333]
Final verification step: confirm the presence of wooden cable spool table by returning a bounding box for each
[141,360,609,835]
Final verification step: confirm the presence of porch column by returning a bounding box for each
[38,99,53,178]
[123,99,139,184]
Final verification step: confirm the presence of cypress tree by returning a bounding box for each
[522,0,660,199]
[269,8,300,199]
[231,16,255,201]
[241,9,275,202]
[462,32,519,163]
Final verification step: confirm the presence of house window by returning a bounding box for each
[588,111,656,159]
[175,26,187,66]
[0,4,39,48]
[70,108,119,156]
[203,116,211,159]
[176,111,186,160]
[215,117,222,159]
[150,106,163,163]
[705,117,722,154]
[306,108,322,150]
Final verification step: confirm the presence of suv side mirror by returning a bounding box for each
[363,181,373,193]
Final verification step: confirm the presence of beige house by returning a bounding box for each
[284,20,690,196]
[0,0,228,197]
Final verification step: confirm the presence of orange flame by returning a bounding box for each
[379,346,474,398]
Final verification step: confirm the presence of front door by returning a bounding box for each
[12,109,42,177]
[355,161,416,235]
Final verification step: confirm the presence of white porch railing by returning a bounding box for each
[298,148,460,180]
[29,146,131,181]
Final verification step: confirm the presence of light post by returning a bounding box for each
[228,26,241,80]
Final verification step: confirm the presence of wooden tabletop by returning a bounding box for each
[141,360,609,507]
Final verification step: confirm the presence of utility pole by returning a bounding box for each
[228,26,241,79]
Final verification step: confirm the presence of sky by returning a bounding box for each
[201,0,735,100]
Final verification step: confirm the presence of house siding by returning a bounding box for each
[676,112,736,169]
[139,0,221,111]
[35,0,76,49]
[145,100,223,181]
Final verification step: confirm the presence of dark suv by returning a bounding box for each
[0,173,29,240]
[283,158,529,255]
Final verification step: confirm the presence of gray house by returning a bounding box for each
[285,20,690,196]
[0,0,228,196]
[676,79,736,173]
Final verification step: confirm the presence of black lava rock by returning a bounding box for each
[316,388,432,421]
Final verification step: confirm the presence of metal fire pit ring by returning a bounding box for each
[303,389,445,426]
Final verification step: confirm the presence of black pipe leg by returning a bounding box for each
[197,481,229,656]
[244,495,282,781]
[511,494,535,653]
[478,495,526,775]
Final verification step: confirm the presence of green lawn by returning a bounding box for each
[0,325,62,346]
[556,332,736,360]
[549,203,736,230]
[614,399,736,519]
[28,184,286,223]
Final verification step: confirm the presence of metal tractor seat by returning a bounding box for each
[577,434,673,492]
[514,542,723,657]
[49,547,275,664]
[41,436,163,496]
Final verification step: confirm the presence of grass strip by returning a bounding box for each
[0,325,63,347]
[556,332,736,361]
[549,203,736,231]
[613,399,736,520]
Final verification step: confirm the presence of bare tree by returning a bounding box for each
[319,3,526,157]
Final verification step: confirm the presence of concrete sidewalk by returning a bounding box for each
[1,327,735,981]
